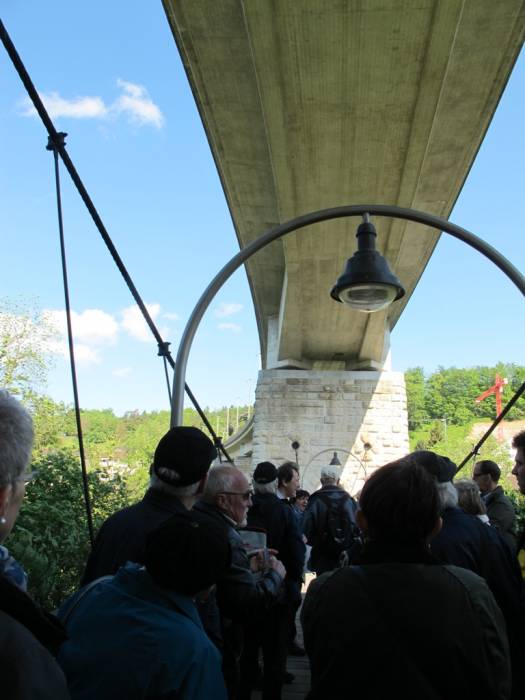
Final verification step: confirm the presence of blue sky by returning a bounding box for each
[1,2,523,416]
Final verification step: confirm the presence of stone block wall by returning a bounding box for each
[251,369,409,494]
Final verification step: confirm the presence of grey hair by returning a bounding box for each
[437,481,459,511]
[321,465,340,481]
[454,478,487,516]
[149,473,201,498]
[254,479,278,495]
[202,464,239,503]
[0,391,34,487]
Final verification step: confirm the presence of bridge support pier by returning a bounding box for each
[251,369,409,494]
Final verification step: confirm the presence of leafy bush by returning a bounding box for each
[9,449,129,609]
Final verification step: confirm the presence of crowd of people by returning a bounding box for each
[1,388,524,699]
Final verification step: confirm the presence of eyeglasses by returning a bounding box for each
[218,490,253,501]
[18,470,38,484]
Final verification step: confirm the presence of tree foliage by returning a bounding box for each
[9,450,129,610]
[405,363,525,427]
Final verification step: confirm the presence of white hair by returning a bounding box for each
[320,465,340,482]
[0,391,34,487]
[149,473,201,498]
[202,464,240,503]
[254,479,278,495]
[437,481,459,511]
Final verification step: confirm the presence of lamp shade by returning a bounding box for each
[330,221,405,312]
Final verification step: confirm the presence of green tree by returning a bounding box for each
[405,367,426,430]
[0,299,56,402]
[9,449,129,609]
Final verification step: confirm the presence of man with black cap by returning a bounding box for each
[58,511,230,699]
[81,426,217,585]
[416,450,525,699]
[239,461,305,699]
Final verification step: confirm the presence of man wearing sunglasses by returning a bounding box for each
[194,464,286,698]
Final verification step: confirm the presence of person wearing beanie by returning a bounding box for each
[239,461,305,699]
[81,426,217,585]
[58,512,230,699]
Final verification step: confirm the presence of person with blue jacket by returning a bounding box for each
[57,511,231,700]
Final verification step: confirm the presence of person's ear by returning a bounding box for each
[356,509,368,535]
[0,484,12,520]
[196,474,207,495]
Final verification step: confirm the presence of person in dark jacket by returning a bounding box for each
[194,464,285,699]
[473,459,516,548]
[511,430,525,578]
[239,461,305,699]
[302,465,357,574]
[81,426,217,585]
[416,450,525,700]
[58,512,231,700]
[0,390,70,700]
[302,456,511,700]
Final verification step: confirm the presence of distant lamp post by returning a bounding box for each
[291,440,300,465]
[330,217,405,311]
[329,451,342,466]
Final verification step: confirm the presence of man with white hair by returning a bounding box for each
[302,464,357,575]
[194,463,286,698]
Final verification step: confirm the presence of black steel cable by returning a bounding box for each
[0,18,231,461]
[456,379,525,472]
[47,133,95,547]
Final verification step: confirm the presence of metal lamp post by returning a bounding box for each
[171,204,525,426]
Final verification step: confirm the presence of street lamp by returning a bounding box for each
[330,217,405,311]
[171,204,525,426]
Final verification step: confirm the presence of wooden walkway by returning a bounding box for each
[253,580,312,700]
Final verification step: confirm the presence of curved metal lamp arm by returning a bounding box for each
[171,204,525,426]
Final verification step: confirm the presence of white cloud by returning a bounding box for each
[163,311,180,321]
[121,303,160,342]
[44,308,118,367]
[20,93,107,119]
[46,309,118,346]
[214,302,243,318]
[19,80,164,129]
[46,339,101,366]
[218,322,242,333]
[113,79,164,128]
[112,366,132,378]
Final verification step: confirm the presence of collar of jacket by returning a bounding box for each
[0,575,67,654]
[355,541,440,566]
[483,485,504,505]
[113,563,203,629]
[142,487,187,513]
[193,499,238,529]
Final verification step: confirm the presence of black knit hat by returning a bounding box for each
[412,450,457,483]
[253,461,278,484]
[152,426,217,487]
[144,511,231,595]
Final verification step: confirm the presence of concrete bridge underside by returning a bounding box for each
[163,1,524,479]
[164,0,524,371]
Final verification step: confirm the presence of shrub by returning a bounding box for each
[9,449,128,609]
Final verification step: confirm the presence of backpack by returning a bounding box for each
[316,492,357,558]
